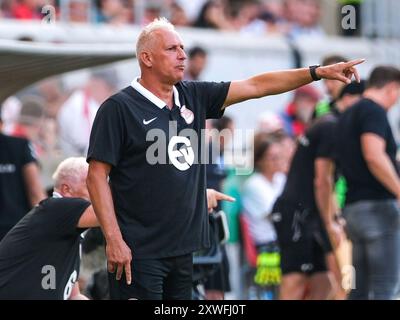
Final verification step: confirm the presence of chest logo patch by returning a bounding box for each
[168,136,195,171]
[180,105,194,124]
[143,117,157,125]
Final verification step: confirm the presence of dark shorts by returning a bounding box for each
[272,198,332,276]
[108,253,193,300]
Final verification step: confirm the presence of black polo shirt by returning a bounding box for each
[336,98,398,204]
[87,79,230,259]
[280,113,337,212]
[0,133,36,240]
[0,197,90,299]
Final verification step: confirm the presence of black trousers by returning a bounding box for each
[108,253,193,300]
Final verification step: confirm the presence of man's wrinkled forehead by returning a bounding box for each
[152,29,184,47]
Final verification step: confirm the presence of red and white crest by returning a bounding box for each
[180,105,194,124]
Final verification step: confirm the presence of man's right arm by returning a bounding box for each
[86,160,132,284]
[361,133,400,199]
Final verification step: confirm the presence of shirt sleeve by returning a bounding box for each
[191,81,231,119]
[38,198,91,238]
[315,120,337,159]
[86,98,125,167]
[358,103,388,139]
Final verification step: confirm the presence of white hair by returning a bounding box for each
[136,17,175,58]
[52,157,88,189]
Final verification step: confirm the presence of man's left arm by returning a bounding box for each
[223,59,364,108]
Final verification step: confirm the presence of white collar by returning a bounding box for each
[52,191,63,198]
[131,77,181,109]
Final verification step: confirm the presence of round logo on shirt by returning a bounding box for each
[180,105,194,124]
[168,136,195,171]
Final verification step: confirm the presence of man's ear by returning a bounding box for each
[59,183,71,197]
[140,51,152,68]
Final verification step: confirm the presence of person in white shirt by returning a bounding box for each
[58,70,118,156]
[242,132,286,248]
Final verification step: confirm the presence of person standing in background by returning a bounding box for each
[0,109,46,240]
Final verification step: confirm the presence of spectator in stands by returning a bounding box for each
[283,0,324,39]
[229,0,260,31]
[193,0,234,30]
[169,2,190,27]
[68,0,90,23]
[0,108,46,241]
[95,0,132,25]
[240,0,286,36]
[10,0,42,20]
[184,46,208,81]
[141,1,164,26]
[58,69,118,156]
[280,84,321,137]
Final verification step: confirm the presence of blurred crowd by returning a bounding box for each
[0,0,325,39]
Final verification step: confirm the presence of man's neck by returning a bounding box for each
[138,76,174,109]
[363,90,389,110]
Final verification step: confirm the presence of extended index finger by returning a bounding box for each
[345,58,365,68]
[214,190,236,202]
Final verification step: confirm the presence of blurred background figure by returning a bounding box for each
[68,0,90,23]
[10,95,46,157]
[283,0,324,39]
[242,132,286,299]
[272,130,296,175]
[36,77,68,120]
[10,0,43,20]
[280,84,321,138]
[193,0,234,30]
[184,46,208,81]
[203,116,235,300]
[314,55,349,118]
[58,69,118,156]
[0,108,46,241]
[94,0,132,25]
[169,1,190,27]
[257,111,284,134]
[0,96,21,135]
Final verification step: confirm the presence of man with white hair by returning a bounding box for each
[86,17,364,300]
[0,157,98,300]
